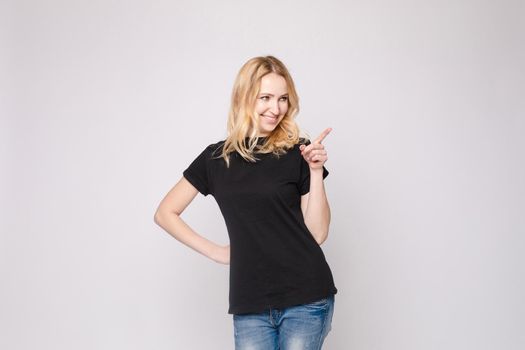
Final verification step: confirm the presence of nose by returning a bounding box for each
[269,99,280,115]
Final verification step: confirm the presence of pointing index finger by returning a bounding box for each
[313,127,332,144]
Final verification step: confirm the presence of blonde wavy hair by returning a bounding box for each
[220,56,301,166]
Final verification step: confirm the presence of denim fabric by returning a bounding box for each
[233,295,335,350]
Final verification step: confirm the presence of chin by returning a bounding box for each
[259,128,277,136]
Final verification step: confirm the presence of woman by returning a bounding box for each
[154,56,337,349]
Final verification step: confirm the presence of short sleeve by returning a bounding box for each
[298,139,329,195]
[183,146,211,196]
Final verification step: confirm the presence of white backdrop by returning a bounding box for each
[2,0,524,349]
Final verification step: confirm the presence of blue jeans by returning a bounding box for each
[233,295,335,350]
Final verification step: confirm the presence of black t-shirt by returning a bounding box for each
[183,138,337,314]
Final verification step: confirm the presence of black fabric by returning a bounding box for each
[183,138,337,314]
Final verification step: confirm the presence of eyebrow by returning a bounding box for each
[258,93,289,97]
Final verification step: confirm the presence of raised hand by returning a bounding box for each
[299,127,332,170]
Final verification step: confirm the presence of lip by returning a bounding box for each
[262,115,279,124]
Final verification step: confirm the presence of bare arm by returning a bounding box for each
[154,177,230,264]
[299,128,332,245]
[301,169,331,245]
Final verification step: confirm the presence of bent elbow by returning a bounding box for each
[154,206,181,227]
[153,209,164,226]
[305,222,329,245]
[154,207,171,227]
[309,227,329,245]
[315,232,328,245]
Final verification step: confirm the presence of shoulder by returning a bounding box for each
[298,137,311,146]
[277,138,309,160]
[186,141,225,165]
[200,140,225,157]
[298,137,312,145]
[205,139,226,149]
[293,137,311,151]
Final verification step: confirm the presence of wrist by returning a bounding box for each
[309,167,324,176]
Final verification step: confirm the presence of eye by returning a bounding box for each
[279,96,289,102]
[260,96,270,101]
